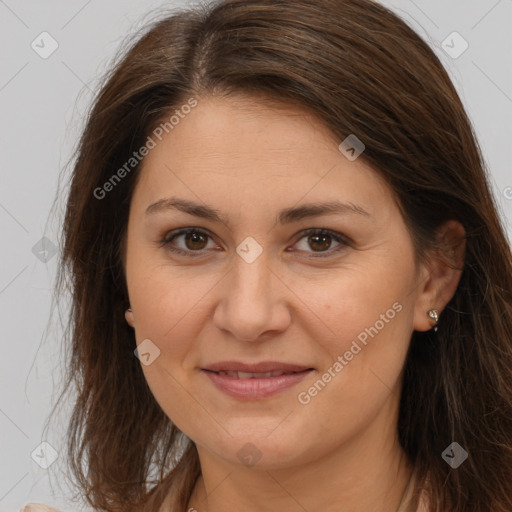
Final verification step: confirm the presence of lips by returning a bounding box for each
[203,361,313,374]
[215,370,292,379]
[202,365,314,399]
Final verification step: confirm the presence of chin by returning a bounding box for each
[201,427,313,469]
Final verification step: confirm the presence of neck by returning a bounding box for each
[187,406,414,512]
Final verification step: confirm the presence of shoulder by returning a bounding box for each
[19,504,61,512]
[416,495,429,512]
[397,467,431,512]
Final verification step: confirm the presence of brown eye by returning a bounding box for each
[161,228,216,256]
[308,233,332,252]
[292,228,349,257]
[183,231,209,250]
[161,227,349,258]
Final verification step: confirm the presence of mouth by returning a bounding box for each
[200,365,315,400]
[202,361,314,374]
[203,369,312,379]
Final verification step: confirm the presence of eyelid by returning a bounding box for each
[289,228,350,255]
[160,227,350,258]
[159,227,218,257]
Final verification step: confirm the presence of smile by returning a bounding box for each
[201,368,314,399]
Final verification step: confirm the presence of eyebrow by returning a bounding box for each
[145,197,370,227]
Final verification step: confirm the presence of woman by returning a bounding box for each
[29,0,512,511]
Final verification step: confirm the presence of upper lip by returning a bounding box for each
[202,361,314,373]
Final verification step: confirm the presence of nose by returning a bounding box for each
[212,250,291,342]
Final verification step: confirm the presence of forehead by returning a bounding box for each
[132,93,392,214]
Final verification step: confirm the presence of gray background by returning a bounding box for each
[0,0,511,510]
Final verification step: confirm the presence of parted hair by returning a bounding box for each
[52,0,512,510]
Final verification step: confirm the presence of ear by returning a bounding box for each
[413,219,466,332]
[125,308,135,328]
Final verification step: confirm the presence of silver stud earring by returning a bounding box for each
[125,308,133,327]
[428,309,439,332]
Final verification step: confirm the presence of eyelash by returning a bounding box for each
[159,227,350,258]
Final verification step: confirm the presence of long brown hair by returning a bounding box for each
[49,0,512,510]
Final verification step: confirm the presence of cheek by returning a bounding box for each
[293,299,412,445]
[131,276,210,431]
[291,260,412,348]
[294,263,414,404]
[128,264,221,385]
[128,250,205,330]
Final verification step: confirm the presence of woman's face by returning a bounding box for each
[124,93,431,469]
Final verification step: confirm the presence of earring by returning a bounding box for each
[125,308,133,328]
[428,309,439,332]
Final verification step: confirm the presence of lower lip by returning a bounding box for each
[201,369,314,399]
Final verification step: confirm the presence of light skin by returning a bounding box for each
[123,93,465,512]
